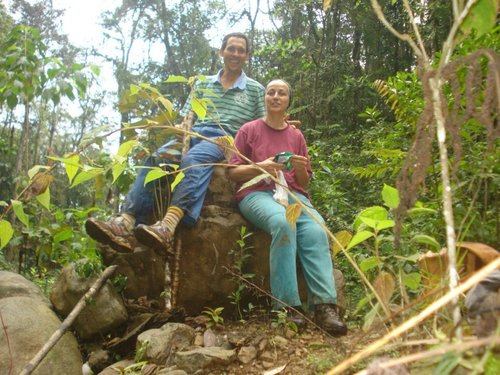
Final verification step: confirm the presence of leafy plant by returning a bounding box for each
[202,306,224,328]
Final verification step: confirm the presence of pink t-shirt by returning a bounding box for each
[229,118,312,202]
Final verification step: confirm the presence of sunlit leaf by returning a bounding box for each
[381,184,400,209]
[323,0,333,12]
[353,206,388,230]
[285,203,302,227]
[53,227,73,243]
[346,230,374,250]
[360,256,381,272]
[36,186,50,210]
[0,220,14,250]
[11,200,29,227]
[112,162,125,183]
[117,140,139,158]
[144,168,168,186]
[157,96,174,114]
[27,165,49,179]
[331,230,352,256]
[373,271,395,308]
[171,171,185,191]
[71,167,104,187]
[165,75,189,83]
[191,98,207,120]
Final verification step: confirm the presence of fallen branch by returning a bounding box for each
[19,265,118,375]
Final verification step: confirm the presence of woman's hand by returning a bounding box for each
[289,155,308,172]
[257,157,284,177]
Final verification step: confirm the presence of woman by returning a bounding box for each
[228,79,347,336]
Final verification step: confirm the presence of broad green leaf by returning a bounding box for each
[36,186,50,210]
[171,171,185,191]
[165,75,189,83]
[117,140,139,158]
[376,219,395,231]
[191,98,207,120]
[157,96,174,114]
[360,256,381,272]
[353,206,388,230]
[402,272,421,291]
[285,203,302,227]
[0,220,14,250]
[64,154,80,183]
[331,230,352,256]
[346,230,374,250]
[407,207,436,217]
[411,234,440,251]
[112,162,125,183]
[11,200,29,227]
[53,227,73,243]
[71,168,104,187]
[461,0,498,37]
[144,168,168,186]
[237,174,269,192]
[382,184,400,209]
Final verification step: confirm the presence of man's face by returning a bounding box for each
[219,37,249,74]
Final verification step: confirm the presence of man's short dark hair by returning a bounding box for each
[221,32,250,54]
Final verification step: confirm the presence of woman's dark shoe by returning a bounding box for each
[314,304,347,336]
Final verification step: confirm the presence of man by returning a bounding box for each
[86,32,265,256]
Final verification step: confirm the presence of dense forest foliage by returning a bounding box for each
[0,0,498,372]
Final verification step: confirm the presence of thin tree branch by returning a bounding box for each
[19,265,118,375]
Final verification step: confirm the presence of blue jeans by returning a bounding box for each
[239,191,337,309]
[123,126,227,226]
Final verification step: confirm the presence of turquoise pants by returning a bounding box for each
[239,190,337,308]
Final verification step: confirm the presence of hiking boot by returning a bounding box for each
[314,304,347,336]
[134,221,175,257]
[85,215,135,253]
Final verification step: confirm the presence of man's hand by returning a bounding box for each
[284,114,302,127]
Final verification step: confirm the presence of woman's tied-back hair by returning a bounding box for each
[221,32,250,54]
[267,79,293,109]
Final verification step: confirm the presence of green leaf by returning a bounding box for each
[485,351,500,375]
[165,75,189,83]
[382,184,400,209]
[112,162,125,183]
[11,200,29,227]
[117,140,139,158]
[402,272,421,291]
[410,234,440,251]
[53,227,73,243]
[0,220,14,250]
[144,168,168,186]
[36,186,50,210]
[346,230,374,250]
[71,168,103,187]
[461,0,498,37]
[157,96,174,114]
[360,256,381,272]
[353,206,388,230]
[376,219,395,231]
[407,207,436,217]
[191,98,207,120]
[435,352,460,375]
[171,171,184,191]
[362,302,380,332]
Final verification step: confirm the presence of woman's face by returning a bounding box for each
[265,80,290,114]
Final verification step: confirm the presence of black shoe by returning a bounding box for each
[314,304,347,336]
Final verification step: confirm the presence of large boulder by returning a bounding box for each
[173,166,345,316]
[0,271,82,374]
[50,261,128,340]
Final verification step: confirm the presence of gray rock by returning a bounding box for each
[0,271,82,375]
[137,322,195,365]
[50,261,128,339]
[238,346,257,364]
[174,347,236,373]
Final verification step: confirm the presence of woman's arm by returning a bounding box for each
[228,157,283,182]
